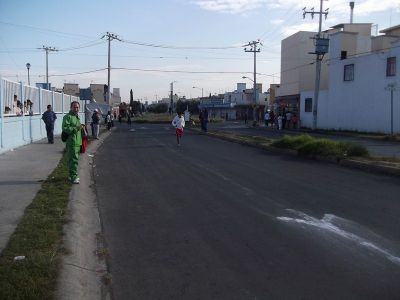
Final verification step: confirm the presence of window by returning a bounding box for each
[344,64,354,81]
[387,57,396,77]
[305,98,312,112]
[341,51,347,60]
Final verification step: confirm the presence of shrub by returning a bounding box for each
[297,139,343,156]
[344,143,369,157]
[271,134,313,150]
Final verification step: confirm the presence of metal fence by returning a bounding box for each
[0,76,87,153]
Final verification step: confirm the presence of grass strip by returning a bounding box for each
[0,150,71,300]
[271,134,369,158]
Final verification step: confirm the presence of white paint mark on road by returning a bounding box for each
[129,129,136,132]
[277,209,400,266]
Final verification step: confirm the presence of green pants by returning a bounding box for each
[67,145,81,180]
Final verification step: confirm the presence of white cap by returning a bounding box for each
[94,109,98,112]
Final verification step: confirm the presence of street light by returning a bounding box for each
[192,86,203,97]
[242,76,253,82]
[26,63,31,85]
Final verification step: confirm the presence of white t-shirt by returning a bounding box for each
[172,115,185,129]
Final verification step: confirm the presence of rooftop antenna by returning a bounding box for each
[349,2,354,24]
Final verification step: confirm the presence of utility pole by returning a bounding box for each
[244,40,261,126]
[101,32,121,104]
[170,82,175,114]
[385,83,397,135]
[303,2,329,130]
[38,46,58,90]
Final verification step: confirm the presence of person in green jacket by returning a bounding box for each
[62,101,84,184]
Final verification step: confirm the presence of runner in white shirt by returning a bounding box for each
[172,112,185,146]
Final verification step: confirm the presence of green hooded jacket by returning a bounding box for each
[62,111,82,146]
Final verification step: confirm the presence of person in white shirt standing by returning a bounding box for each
[172,112,185,146]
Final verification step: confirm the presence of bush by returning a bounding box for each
[344,143,369,157]
[297,139,343,156]
[271,134,313,150]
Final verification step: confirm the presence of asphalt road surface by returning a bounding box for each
[94,123,400,300]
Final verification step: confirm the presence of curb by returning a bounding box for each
[56,131,112,300]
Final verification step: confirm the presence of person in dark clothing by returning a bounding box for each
[203,109,209,132]
[41,105,57,144]
[91,109,100,139]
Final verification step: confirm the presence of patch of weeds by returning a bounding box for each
[101,272,112,285]
[94,247,110,259]
[344,143,369,157]
[271,134,313,150]
[297,139,343,156]
[271,135,369,158]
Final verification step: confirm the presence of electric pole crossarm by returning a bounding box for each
[37,46,58,89]
[243,40,262,126]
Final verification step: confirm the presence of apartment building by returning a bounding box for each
[299,23,400,134]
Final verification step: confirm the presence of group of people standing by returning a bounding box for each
[264,110,298,130]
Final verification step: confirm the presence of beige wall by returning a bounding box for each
[277,31,329,97]
[63,83,79,97]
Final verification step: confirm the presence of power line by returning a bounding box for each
[0,21,97,39]
[111,67,257,75]
[48,68,107,77]
[121,39,241,50]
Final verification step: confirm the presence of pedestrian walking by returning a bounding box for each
[106,111,112,131]
[264,111,270,127]
[41,104,57,144]
[172,111,185,146]
[286,111,292,129]
[92,109,100,139]
[292,113,299,130]
[127,113,132,126]
[270,111,275,128]
[277,114,283,130]
[282,112,286,130]
[111,112,115,127]
[62,101,84,184]
[203,109,209,132]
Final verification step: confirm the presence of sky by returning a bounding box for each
[1,0,399,103]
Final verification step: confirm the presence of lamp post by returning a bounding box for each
[192,86,203,98]
[242,76,253,82]
[26,63,31,86]
[170,81,177,114]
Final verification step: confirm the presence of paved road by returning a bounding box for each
[209,121,400,159]
[94,123,400,300]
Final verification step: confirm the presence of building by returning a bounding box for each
[198,83,268,121]
[63,83,80,97]
[299,23,400,134]
[275,31,329,116]
[63,83,121,106]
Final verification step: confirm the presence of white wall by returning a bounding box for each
[300,40,400,133]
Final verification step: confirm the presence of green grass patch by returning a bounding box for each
[271,134,369,158]
[132,113,172,123]
[0,150,71,300]
[271,134,314,150]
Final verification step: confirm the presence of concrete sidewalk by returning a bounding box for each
[0,137,65,253]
